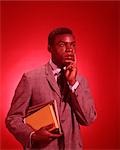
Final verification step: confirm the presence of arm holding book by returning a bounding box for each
[6,74,62,148]
[5,74,35,147]
[25,101,62,148]
[30,124,62,148]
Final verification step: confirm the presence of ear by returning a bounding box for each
[48,45,52,52]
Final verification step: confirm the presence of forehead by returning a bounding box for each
[54,34,75,43]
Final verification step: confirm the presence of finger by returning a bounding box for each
[43,123,55,130]
[48,137,53,141]
[65,69,70,77]
[67,62,76,69]
[65,64,77,76]
[66,64,75,71]
[64,60,74,66]
[49,133,63,138]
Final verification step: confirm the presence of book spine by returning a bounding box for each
[53,100,62,134]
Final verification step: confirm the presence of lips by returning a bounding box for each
[64,53,75,61]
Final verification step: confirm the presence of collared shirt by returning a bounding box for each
[49,59,61,81]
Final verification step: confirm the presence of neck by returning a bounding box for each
[52,59,64,69]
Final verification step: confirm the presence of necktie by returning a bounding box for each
[57,69,69,101]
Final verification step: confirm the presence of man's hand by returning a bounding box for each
[64,53,77,85]
[31,124,62,147]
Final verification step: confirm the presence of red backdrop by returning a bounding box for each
[1,1,120,149]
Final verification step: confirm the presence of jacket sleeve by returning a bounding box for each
[5,74,34,147]
[70,76,97,125]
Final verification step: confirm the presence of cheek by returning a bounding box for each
[57,48,65,56]
[52,47,65,60]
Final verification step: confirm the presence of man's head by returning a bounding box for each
[48,27,76,68]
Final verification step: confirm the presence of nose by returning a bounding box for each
[65,48,73,53]
[64,42,76,53]
[65,44,73,53]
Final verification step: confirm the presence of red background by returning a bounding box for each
[1,1,120,149]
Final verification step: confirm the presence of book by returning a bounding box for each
[24,100,62,134]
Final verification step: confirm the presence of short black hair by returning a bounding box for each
[48,27,73,46]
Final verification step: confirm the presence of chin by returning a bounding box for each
[62,62,67,67]
[64,62,71,67]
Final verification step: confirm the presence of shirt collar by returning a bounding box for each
[49,59,61,75]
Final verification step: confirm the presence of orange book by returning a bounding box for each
[24,100,62,134]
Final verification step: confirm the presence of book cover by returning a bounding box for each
[24,100,61,134]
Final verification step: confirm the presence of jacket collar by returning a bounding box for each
[45,62,61,97]
[49,59,61,76]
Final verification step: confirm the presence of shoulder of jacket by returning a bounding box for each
[77,73,87,82]
[23,64,47,79]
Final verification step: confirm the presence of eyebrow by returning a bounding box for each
[56,40,76,44]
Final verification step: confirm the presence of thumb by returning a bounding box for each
[65,69,70,78]
[44,123,55,130]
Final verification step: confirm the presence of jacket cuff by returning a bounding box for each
[27,131,35,148]
[68,81,79,93]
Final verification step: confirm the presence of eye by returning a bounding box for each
[58,42,65,47]
[71,42,76,48]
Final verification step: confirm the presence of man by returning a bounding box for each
[6,27,97,149]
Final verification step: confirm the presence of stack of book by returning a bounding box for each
[24,100,62,134]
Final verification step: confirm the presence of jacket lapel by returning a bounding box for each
[45,63,61,98]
